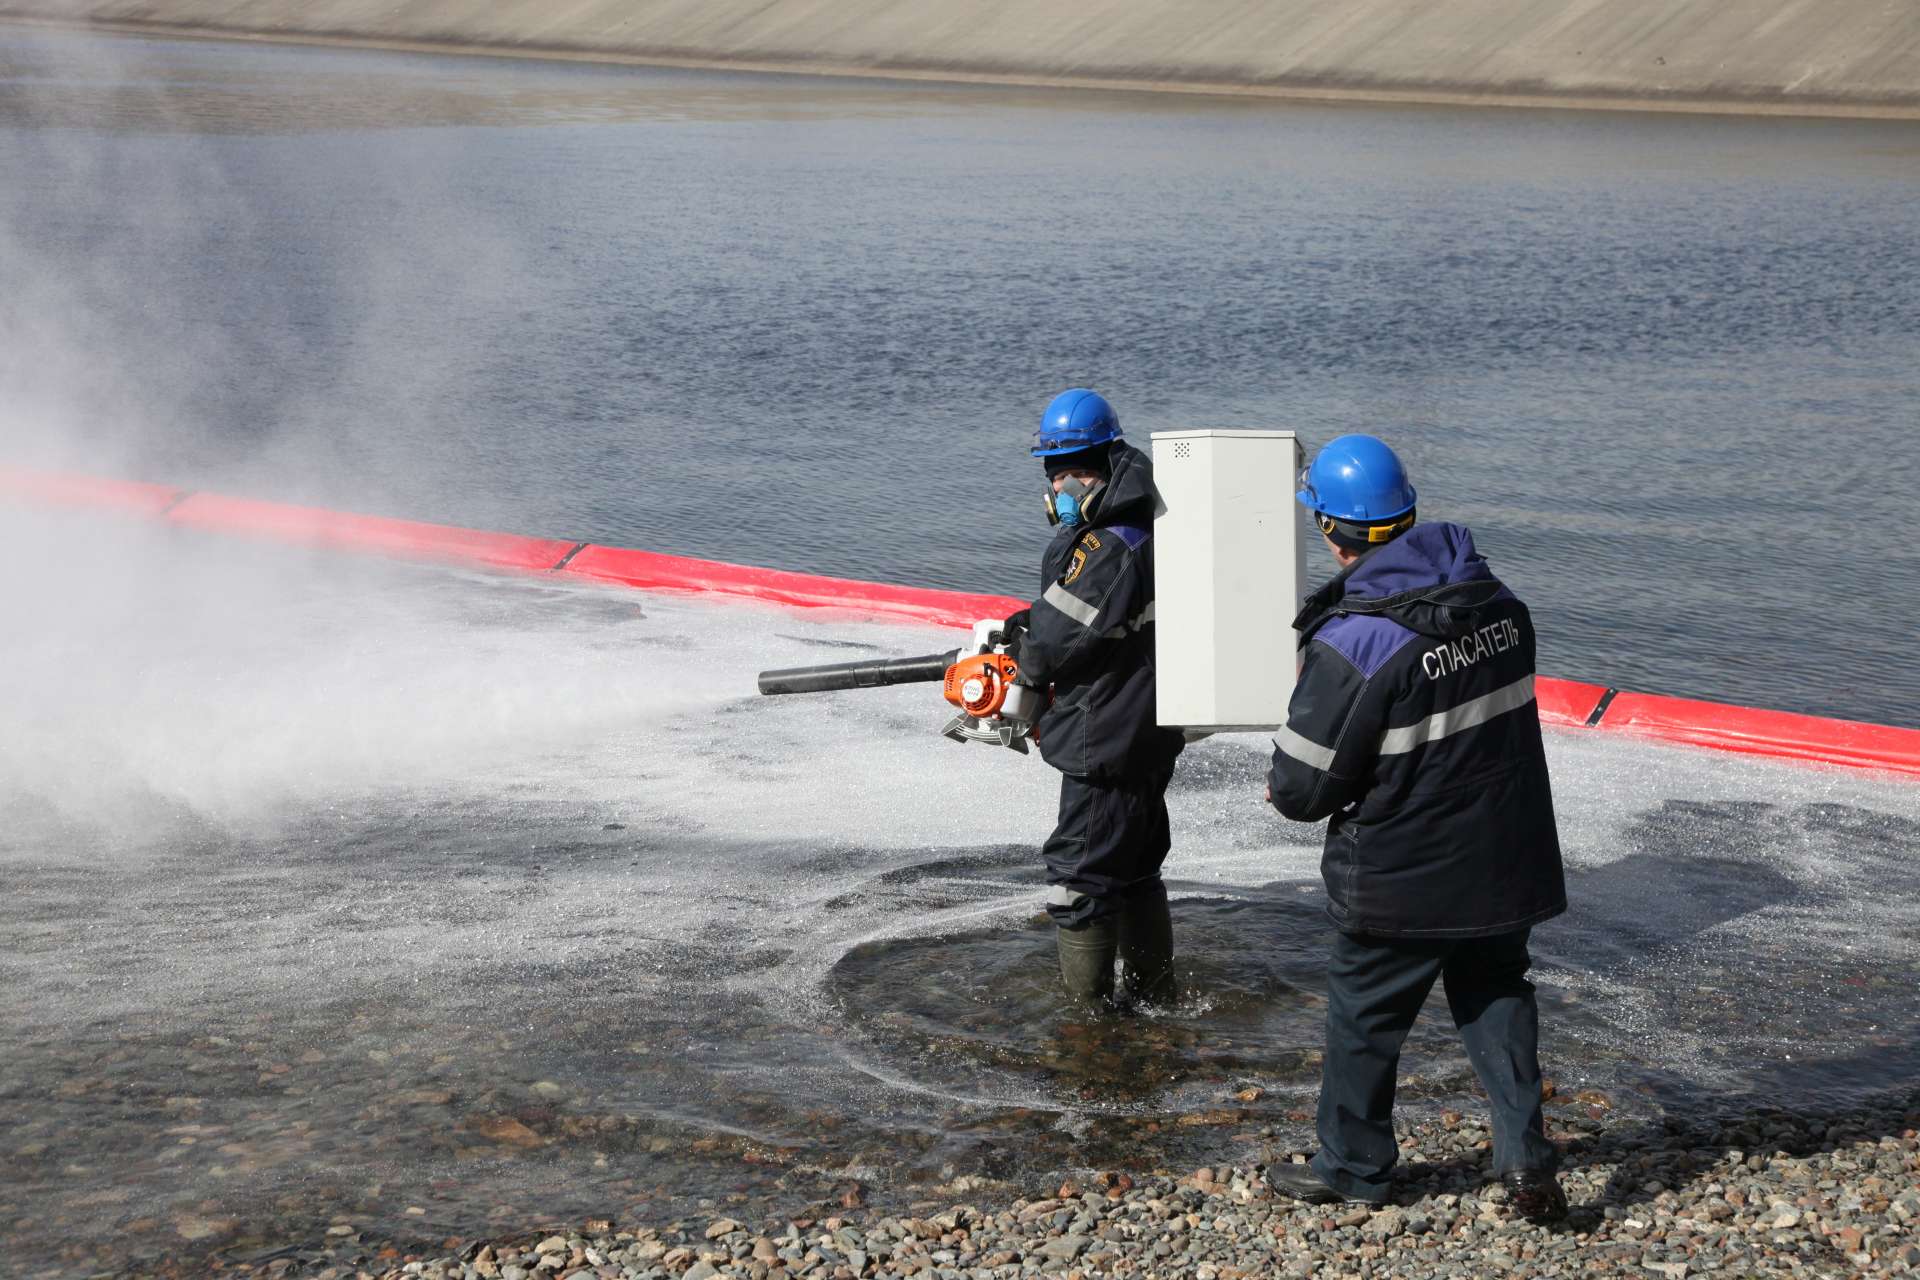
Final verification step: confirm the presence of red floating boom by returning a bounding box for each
[1596,691,1920,777]
[558,543,1022,631]
[2,462,1915,778]
[0,465,184,517]
[167,492,582,573]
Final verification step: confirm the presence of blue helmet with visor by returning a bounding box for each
[1033,388,1122,457]
[1034,388,1121,528]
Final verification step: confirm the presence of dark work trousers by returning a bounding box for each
[1041,769,1175,926]
[1311,927,1557,1203]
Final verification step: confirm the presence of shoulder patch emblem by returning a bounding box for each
[1064,546,1088,585]
[1079,531,1102,551]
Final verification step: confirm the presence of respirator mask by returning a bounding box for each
[1045,476,1103,528]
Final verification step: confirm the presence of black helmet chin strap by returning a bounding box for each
[1316,508,1415,550]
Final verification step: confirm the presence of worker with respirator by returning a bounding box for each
[1003,388,1186,1008]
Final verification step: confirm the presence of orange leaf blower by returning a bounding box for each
[757,619,1043,752]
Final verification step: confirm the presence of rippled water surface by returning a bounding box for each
[2,27,1918,722]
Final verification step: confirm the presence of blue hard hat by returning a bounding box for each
[1296,434,1417,523]
[1033,388,1122,457]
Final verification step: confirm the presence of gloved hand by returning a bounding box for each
[1001,609,1031,658]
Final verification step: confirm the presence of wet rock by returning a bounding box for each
[471,1116,544,1148]
[173,1215,234,1240]
[1178,1110,1238,1127]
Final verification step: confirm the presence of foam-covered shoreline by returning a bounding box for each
[5,1,1920,119]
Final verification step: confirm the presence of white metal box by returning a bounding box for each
[1151,429,1307,730]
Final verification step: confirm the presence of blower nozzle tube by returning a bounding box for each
[757,649,961,696]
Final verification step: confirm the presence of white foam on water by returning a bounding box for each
[1,509,1916,1108]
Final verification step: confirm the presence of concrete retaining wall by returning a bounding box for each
[5,0,1920,116]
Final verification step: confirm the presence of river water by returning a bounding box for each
[1,27,1919,1278]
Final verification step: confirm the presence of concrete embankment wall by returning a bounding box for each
[6,0,1920,116]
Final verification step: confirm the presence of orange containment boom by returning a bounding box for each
[3,462,1915,779]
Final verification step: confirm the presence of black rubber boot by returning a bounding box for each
[1055,917,1120,1006]
[1117,879,1178,1005]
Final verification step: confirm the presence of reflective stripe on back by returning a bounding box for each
[1378,674,1536,756]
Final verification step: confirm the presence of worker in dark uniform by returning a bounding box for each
[1007,388,1186,1008]
[1262,434,1570,1222]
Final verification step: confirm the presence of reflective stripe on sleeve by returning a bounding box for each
[1043,580,1102,628]
[1378,674,1536,756]
[1274,724,1339,772]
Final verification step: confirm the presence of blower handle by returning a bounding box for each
[757,649,962,696]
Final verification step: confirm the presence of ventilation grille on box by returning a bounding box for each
[1173,441,1191,458]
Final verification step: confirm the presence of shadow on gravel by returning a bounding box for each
[1569,1039,1920,1215]
[1322,1088,1920,1230]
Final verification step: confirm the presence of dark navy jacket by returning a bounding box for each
[1015,440,1185,784]
[1268,523,1566,939]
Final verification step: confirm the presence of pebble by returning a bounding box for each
[179,1086,1919,1280]
[1038,1234,1089,1261]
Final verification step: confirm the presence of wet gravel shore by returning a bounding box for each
[163,1086,1919,1280]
